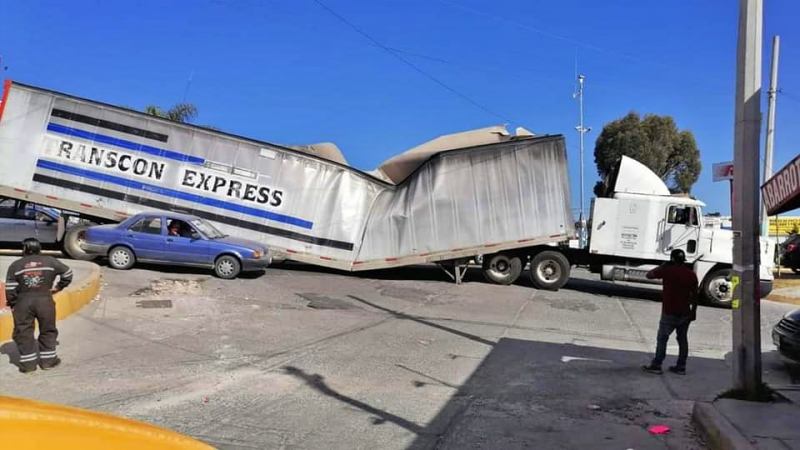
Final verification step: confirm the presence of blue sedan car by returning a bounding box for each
[81,212,271,279]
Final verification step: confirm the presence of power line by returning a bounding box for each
[310,0,513,123]
[780,89,800,103]
[436,0,673,70]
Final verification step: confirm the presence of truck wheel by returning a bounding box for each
[108,246,136,270]
[482,253,523,285]
[61,226,96,261]
[529,250,570,290]
[214,255,241,279]
[702,268,733,308]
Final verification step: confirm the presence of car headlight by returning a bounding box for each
[252,250,262,259]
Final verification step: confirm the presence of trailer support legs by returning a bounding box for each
[438,259,470,285]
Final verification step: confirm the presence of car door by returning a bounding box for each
[32,208,59,244]
[164,218,211,266]
[124,216,166,261]
[661,204,701,258]
[0,199,28,242]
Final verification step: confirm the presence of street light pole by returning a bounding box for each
[575,74,591,247]
[761,36,780,237]
[731,0,763,397]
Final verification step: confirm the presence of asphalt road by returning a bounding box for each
[0,262,797,449]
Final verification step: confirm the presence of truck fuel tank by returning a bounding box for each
[601,264,662,285]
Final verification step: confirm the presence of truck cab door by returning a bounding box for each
[661,205,701,257]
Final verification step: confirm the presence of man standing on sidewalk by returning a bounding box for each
[642,249,699,375]
[4,238,72,373]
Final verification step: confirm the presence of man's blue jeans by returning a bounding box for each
[651,314,691,369]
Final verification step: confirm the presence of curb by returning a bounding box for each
[0,261,101,342]
[0,395,212,449]
[692,402,756,450]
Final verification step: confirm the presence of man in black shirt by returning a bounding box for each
[4,238,72,373]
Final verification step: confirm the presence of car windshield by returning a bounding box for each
[190,218,225,239]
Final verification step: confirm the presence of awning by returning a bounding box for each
[762,153,800,215]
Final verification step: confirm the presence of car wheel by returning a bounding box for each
[482,252,523,285]
[529,250,570,291]
[214,255,241,279]
[108,246,135,270]
[702,268,733,308]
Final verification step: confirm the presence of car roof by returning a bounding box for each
[132,211,200,222]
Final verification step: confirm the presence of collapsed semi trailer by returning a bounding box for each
[0,81,774,305]
[0,81,575,285]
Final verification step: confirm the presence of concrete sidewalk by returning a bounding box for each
[0,255,101,342]
[694,383,800,449]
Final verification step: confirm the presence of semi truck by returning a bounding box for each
[0,81,773,306]
[547,156,774,307]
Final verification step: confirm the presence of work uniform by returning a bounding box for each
[4,255,72,371]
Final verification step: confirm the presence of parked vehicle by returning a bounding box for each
[773,309,800,363]
[779,234,800,273]
[0,197,60,245]
[81,212,271,279]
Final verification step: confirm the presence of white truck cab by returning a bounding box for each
[582,156,774,306]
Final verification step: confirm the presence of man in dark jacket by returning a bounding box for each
[4,238,72,373]
[642,249,699,375]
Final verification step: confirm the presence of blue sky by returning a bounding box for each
[2,0,799,215]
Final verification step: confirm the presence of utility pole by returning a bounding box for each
[574,74,591,247]
[761,36,780,237]
[732,0,763,397]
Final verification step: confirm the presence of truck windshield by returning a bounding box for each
[190,219,226,239]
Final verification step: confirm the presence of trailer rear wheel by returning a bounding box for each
[702,268,733,308]
[482,253,523,285]
[529,250,570,290]
[61,226,96,261]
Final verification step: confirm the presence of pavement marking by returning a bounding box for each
[560,356,613,364]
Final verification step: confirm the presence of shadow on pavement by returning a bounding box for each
[274,262,668,304]
[0,342,20,367]
[281,297,750,449]
[563,277,662,303]
[99,261,267,279]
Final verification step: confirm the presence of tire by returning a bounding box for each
[214,255,241,279]
[107,246,136,270]
[482,252,523,285]
[702,268,734,308]
[529,250,570,291]
[61,226,96,261]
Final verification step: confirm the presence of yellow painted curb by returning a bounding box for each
[0,261,101,342]
[0,395,213,449]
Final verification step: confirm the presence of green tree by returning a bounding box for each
[143,103,198,123]
[593,112,701,196]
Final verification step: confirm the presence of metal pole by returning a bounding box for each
[761,36,780,237]
[575,74,590,247]
[732,0,763,397]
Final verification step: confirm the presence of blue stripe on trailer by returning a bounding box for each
[35,159,314,230]
[46,122,205,164]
